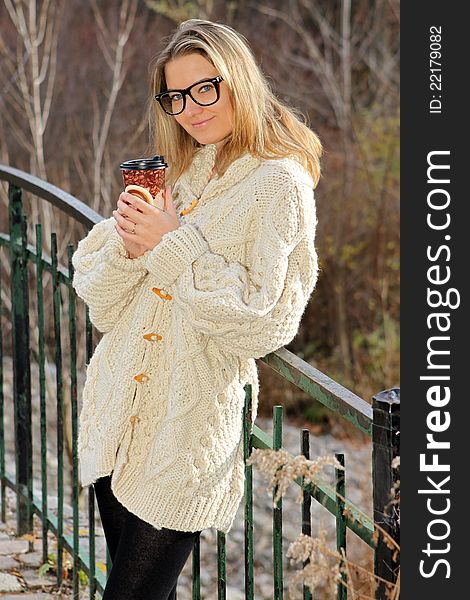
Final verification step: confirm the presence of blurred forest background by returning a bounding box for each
[0,0,399,433]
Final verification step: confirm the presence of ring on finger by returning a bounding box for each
[115,210,135,234]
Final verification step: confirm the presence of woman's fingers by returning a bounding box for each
[116,199,141,224]
[113,209,135,232]
[117,192,148,218]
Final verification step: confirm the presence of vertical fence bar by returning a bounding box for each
[51,232,64,587]
[273,405,283,600]
[0,254,5,523]
[192,534,201,599]
[8,183,33,536]
[301,429,312,600]
[35,223,49,565]
[79,308,109,599]
[217,530,226,600]
[243,383,254,600]
[85,306,97,600]
[68,244,80,598]
[335,452,347,600]
[372,388,400,598]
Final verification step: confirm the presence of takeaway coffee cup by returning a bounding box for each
[119,155,168,209]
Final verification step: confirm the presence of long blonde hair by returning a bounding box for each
[147,19,322,188]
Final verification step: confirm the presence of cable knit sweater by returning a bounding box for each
[71,142,319,534]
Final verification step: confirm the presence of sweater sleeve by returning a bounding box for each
[144,175,319,360]
[71,217,150,333]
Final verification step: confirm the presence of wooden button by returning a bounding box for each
[134,373,149,383]
[152,288,172,300]
[180,198,198,216]
[143,332,163,342]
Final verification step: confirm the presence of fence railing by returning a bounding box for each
[0,164,400,599]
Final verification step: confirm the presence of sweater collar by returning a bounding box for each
[186,143,262,203]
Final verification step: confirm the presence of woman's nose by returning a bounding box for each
[184,95,203,116]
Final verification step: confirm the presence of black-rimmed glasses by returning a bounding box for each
[155,76,224,116]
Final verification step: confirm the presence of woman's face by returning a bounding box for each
[164,53,234,149]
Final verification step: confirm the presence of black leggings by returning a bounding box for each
[93,474,201,600]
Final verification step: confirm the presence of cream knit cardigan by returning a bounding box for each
[72,142,319,534]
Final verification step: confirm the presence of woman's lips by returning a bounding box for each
[192,117,214,128]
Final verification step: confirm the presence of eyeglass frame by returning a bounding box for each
[154,76,224,116]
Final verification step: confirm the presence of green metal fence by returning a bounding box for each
[0,164,400,599]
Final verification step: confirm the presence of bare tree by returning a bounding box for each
[1,0,64,179]
[85,0,139,213]
[0,0,65,366]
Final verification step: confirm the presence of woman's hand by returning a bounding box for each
[113,186,181,258]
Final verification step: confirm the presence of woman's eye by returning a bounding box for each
[170,93,182,101]
[198,84,211,93]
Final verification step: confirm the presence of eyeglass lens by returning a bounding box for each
[161,81,218,115]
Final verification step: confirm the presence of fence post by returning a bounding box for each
[372,388,400,598]
[8,183,33,536]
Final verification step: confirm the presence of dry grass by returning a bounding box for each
[247,448,400,599]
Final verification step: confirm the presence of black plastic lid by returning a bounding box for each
[119,155,167,170]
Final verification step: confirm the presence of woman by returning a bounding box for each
[72,18,322,600]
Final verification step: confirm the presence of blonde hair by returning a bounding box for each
[147,19,322,188]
